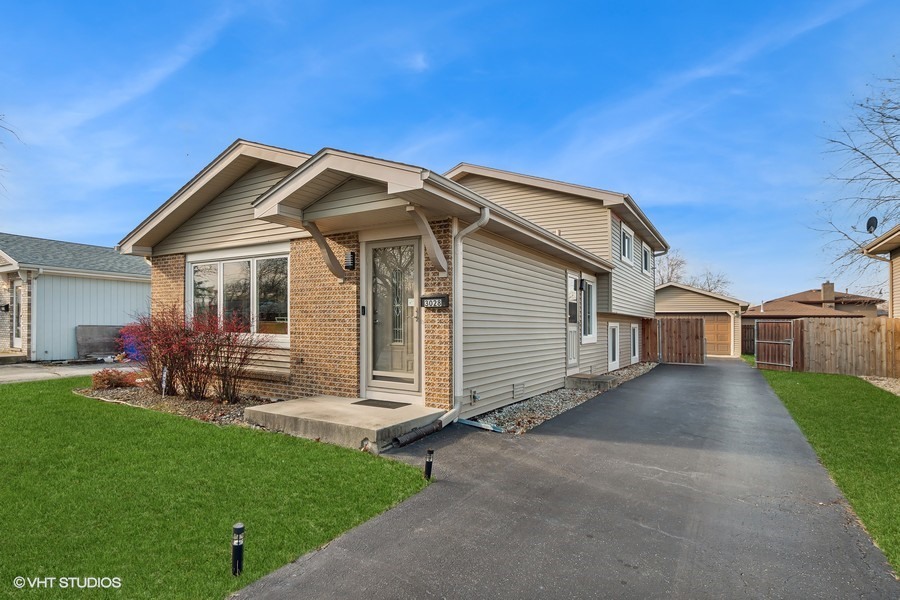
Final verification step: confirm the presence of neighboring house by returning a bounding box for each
[863,225,900,317]
[742,300,865,321]
[118,140,668,419]
[655,282,749,357]
[0,233,151,361]
[765,281,882,317]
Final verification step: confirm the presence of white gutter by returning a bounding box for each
[440,207,490,427]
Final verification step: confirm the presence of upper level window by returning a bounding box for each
[581,275,597,344]
[642,244,651,274]
[621,224,634,264]
[190,254,289,337]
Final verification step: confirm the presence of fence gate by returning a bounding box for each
[754,320,794,371]
[654,317,705,365]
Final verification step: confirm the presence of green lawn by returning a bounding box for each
[760,370,899,572]
[0,378,427,599]
[741,353,755,366]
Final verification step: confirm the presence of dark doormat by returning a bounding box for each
[352,399,411,409]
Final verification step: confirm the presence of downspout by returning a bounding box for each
[442,207,490,427]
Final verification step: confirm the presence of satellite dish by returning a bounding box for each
[866,216,878,234]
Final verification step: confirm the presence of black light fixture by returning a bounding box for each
[232,523,245,576]
[344,251,356,270]
[424,449,434,480]
[0,304,8,313]
[578,278,586,291]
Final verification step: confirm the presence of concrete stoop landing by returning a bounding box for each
[565,372,618,391]
[244,396,444,453]
[0,351,27,365]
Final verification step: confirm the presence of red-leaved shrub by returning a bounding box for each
[91,368,140,390]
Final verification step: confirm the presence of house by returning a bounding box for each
[763,281,882,317]
[117,140,667,445]
[655,282,749,357]
[863,225,900,317]
[0,232,151,361]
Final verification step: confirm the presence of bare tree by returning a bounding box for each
[654,249,688,286]
[0,114,19,190]
[820,76,900,279]
[687,268,732,295]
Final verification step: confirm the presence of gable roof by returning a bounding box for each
[251,147,615,273]
[444,162,669,252]
[771,288,883,305]
[655,282,749,308]
[863,223,900,255]
[118,139,310,255]
[742,300,863,319]
[0,232,150,277]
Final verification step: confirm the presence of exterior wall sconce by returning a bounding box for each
[344,252,356,270]
[0,304,8,312]
[578,279,586,291]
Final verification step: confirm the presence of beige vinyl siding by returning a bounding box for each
[578,320,608,374]
[461,232,566,417]
[252,347,291,377]
[610,217,655,317]
[457,174,612,260]
[892,249,900,317]
[656,286,738,313]
[154,162,300,256]
[303,178,406,221]
[596,272,611,313]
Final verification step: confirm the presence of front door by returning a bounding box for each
[12,281,22,349]
[366,239,421,395]
[566,273,579,374]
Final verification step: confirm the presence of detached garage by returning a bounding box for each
[655,282,749,358]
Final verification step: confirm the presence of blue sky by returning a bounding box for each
[2,0,899,302]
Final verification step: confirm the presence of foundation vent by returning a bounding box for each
[512,382,525,399]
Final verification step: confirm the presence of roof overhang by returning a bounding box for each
[444,163,669,253]
[656,282,750,309]
[117,139,311,256]
[0,263,149,281]
[254,149,614,274]
[863,223,900,256]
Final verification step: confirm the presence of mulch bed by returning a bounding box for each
[77,386,276,426]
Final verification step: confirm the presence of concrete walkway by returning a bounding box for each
[236,360,899,599]
[0,361,132,384]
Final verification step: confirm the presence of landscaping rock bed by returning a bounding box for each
[859,376,900,397]
[79,387,274,426]
[474,362,658,434]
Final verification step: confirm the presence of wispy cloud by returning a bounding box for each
[547,0,869,176]
[16,7,237,145]
[400,51,430,73]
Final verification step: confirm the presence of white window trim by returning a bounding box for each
[581,273,597,344]
[620,223,634,264]
[630,323,640,362]
[608,322,620,370]
[185,251,290,349]
[641,243,651,275]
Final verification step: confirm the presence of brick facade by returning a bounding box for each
[422,219,453,410]
[292,232,361,398]
[149,220,455,407]
[150,254,186,313]
[0,274,10,351]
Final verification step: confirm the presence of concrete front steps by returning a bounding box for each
[244,396,444,454]
[0,352,28,365]
[565,372,618,392]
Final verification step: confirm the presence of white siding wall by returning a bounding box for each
[610,216,655,317]
[33,275,151,360]
[154,162,298,256]
[462,233,566,417]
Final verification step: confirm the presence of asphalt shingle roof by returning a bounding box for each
[771,289,883,305]
[743,300,864,318]
[0,232,150,276]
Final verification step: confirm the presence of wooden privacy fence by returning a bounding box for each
[754,317,900,377]
[754,320,803,372]
[741,323,755,355]
[641,317,705,365]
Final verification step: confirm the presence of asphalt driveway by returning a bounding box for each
[237,359,899,599]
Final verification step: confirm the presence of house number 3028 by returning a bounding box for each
[420,295,449,308]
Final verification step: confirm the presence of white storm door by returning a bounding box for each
[12,281,22,349]
[367,239,421,393]
[566,273,579,373]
